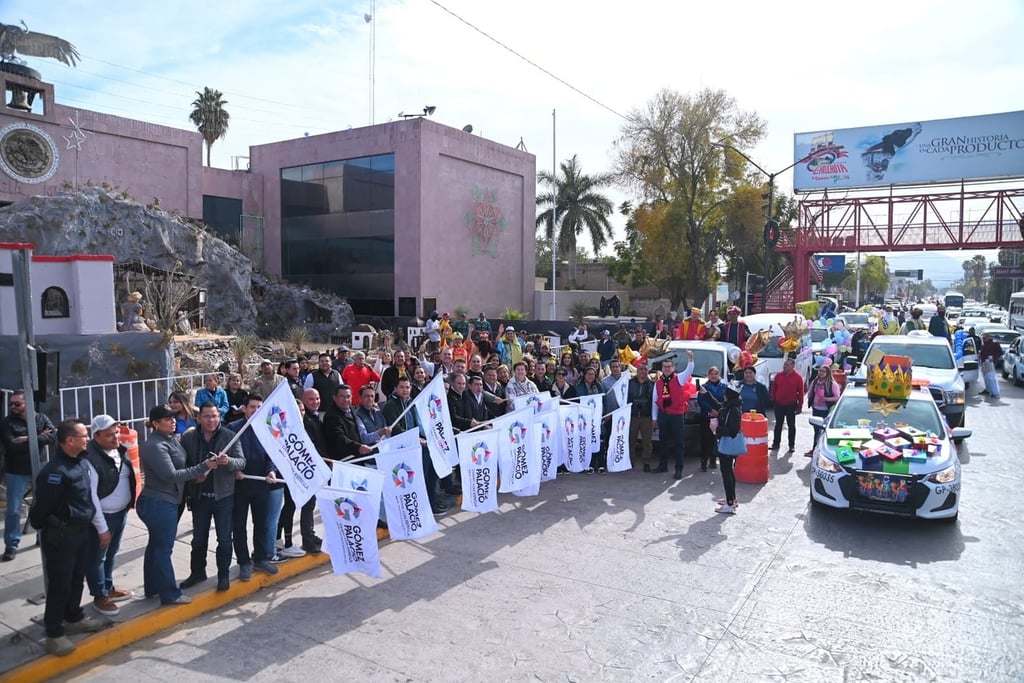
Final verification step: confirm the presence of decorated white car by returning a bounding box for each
[808,385,970,522]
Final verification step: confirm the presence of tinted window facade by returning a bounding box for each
[280,154,395,315]
[202,195,243,244]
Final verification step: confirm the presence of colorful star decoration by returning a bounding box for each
[868,398,902,417]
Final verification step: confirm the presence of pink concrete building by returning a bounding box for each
[1,69,535,317]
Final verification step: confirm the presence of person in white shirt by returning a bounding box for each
[82,415,137,617]
[568,323,589,345]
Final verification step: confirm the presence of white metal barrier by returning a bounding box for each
[59,372,217,441]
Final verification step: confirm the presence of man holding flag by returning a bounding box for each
[383,377,448,515]
[598,360,630,475]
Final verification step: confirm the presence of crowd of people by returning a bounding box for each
[17,302,984,657]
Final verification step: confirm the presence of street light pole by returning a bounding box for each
[713,142,813,313]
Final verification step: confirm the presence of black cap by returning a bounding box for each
[149,404,176,422]
[725,386,741,401]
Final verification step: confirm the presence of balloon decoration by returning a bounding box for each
[953,329,966,361]
[734,328,771,371]
[832,320,852,354]
[780,317,808,354]
[727,346,741,365]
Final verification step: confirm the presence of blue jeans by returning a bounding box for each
[4,473,31,551]
[136,496,182,604]
[264,487,284,559]
[87,508,128,598]
[232,481,269,565]
[189,494,234,579]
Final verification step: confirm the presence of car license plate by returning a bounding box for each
[855,471,912,503]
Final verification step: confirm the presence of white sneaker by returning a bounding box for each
[278,545,306,559]
[715,504,737,515]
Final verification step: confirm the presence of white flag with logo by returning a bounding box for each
[249,380,332,507]
[512,392,550,415]
[329,459,387,497]
[489,407,541,493]
[317,484,382,578]
[578,394,602,453]
[456,429,500,513]
[375,428,421,455]
[607,373,630,411]
[575,403,593,470]
[606,404,633,473]
[560,403,584,473]
[373,448,438,540]
[412,374,457,474]
[534,398,561,482]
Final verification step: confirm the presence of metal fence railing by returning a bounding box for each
[58,372,221,441]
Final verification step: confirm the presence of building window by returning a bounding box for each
[202,195,243,244]
[281,154,395,315]
[41,286,69,318]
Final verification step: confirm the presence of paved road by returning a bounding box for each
[68,382,1024,682]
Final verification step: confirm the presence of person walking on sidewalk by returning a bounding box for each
[769,359,804,453]
[28,420,110,656]
[82,415,137,617]
[136,405,218,608]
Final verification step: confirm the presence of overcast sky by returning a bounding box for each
[7,0,1022,283]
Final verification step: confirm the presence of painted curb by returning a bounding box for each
[4,527,391,682]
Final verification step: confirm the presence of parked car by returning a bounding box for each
[1003,336,1024,384]
[850,335,967,429]
[808,385,970,522]
[836,313,871,332]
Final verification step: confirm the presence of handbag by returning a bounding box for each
[717,433,747,456]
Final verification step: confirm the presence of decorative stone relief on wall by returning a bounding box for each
[0,122,60,184]
[465,185,507,258]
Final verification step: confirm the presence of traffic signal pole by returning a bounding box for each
[713,142,815,313]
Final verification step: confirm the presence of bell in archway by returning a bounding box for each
[6,86,33,112]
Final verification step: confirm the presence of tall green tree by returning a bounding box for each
[842,255,890,302]
[536,155,614,287]
[613,88,765,312]
[961,254,988,301]
[189,87,230,167]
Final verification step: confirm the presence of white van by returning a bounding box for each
[741,313,814,387]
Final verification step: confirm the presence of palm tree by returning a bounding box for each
[536,155,614,287]
[189,87,230,167]
[962,255,988,301]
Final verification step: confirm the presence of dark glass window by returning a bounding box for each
[281,154,395,315]
[202,195,243,244]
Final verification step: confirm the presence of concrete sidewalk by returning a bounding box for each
[0,500,373,682]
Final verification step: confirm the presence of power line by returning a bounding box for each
[426,0,625,120]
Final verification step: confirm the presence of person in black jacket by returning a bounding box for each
[1,391,57,561]
[699,385,743,514]
[83,415,137,616]
[322,385,373,461]
[28,419,109,655]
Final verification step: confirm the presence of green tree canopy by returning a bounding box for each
[613,87,765,312]
[189,87,230,167]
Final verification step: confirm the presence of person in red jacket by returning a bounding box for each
[675,308,706,340]
[769,358,804,452]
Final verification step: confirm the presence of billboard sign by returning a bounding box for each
[793,111,1024,192]
[992,265,1024,279]
[814,254,846,273]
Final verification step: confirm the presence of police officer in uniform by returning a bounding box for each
[29,419,110,656]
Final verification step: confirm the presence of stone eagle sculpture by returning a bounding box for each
[0,21,79,66]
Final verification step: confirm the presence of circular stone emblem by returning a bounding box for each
[0,123,60,184]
